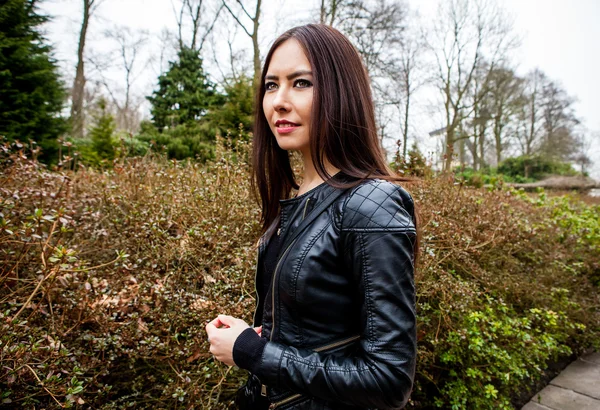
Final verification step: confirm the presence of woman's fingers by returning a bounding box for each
[206,314,250,346]
[205,317,224,340]
[217,314,239,328]
[205,316,250,367]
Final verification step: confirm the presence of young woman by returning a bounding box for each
[206,24,417,410]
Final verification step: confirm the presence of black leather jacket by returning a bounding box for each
[252,178,417,410]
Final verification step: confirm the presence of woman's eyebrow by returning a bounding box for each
[265,70,313,81]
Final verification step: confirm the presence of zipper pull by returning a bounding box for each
[261,384,267,397]
[277,228,281,236]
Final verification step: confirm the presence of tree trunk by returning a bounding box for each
[528,90,536,155]
[402,85,410,161]
[71,0,91,139]
[252,0,261,88]
[478,125,485,169]
[494,120,503,165]
[444,127,455,172]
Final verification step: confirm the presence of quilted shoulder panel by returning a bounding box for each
[341,179,415,232]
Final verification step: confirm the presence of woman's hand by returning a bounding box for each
[205,315,261,366]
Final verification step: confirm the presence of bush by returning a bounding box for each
[408,180,599,409]
[1,140,598,409]
[393,141,433,178]
[453,167,506,190]
[137,122,215,161]
[498,155,578,181]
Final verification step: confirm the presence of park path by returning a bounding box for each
[521,351,600,410]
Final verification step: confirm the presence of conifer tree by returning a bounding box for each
[89,98,115,161]
[205,75,254,139]
[0,0,66,160]
[147,47,220,130]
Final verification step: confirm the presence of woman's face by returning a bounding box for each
[263,39,314,157]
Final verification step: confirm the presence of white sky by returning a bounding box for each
[39,0,600,178]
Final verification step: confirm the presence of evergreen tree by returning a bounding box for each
[147,47,221,131]
[89,98,115,161]
[205,75,254,139]
[0,0,66,160]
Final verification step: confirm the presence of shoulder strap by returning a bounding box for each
[278,186,349,255]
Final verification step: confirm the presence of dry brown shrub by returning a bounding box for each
[1,139,598,409]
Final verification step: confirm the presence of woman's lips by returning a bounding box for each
[276,124,298,134]
[275,120,299,134]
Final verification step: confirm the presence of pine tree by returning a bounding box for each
[0,0,66,160]
[147,47,221,131]
[205,75,254,139]
[89,98,115,161]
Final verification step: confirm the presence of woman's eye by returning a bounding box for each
[294,79,313,88]
[265,82,278,91]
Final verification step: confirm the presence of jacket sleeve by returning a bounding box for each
[253,181,417,409]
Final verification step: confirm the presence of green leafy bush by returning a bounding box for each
[453,167,506,190]
[512,188,600,285]
[498,155,578,181]
[137,122,216,161]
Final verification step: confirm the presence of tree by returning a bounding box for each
[205,75,254,138]
[89,98,115,160]
[427,0,518,171]
[222,0,262,86]
[572,130,596,175]
[539,79,579,161]
[0,0,66,160]
[71,0,105,139]
[389,25,425,161]
[147,47,221,131]
[319,0,347,25]
[466,62,492,170]
[173,0,222,52]
[485,66,525,165]
[338,0,406,78]
[97,26,148,133]
[514,69,545,157]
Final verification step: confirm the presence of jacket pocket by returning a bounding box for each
[312,334,360,353]
[268,335,361,409]
[269,393,310,409]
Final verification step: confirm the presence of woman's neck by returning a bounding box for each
[298,151,339,196]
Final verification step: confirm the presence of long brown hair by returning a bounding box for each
[252,24,416,241]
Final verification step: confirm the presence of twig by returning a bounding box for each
[12,266,59,322]
[209,364,233,405]
[40,219,59,269]
[59,254,121,273]
[24,364,64,408]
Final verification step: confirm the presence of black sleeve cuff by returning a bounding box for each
[232,328,268,372]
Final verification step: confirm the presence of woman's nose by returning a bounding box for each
[272,89,291,112]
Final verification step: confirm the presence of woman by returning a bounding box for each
[206,24,417,410]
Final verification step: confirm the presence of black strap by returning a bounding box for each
[277,186,348,256]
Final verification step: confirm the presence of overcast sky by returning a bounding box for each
[39,0,600,178]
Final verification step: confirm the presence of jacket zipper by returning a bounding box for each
[270,241,295,342]
[262,237,296,398]
[302,197,310,219]
[264,196,315,403]
[267,335,361,408]
[313,334,361,352]
[270,197,310,341]
[252,237,264,326]
[269,393,303,409]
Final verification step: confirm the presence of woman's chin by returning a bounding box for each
[276,142,308,153]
